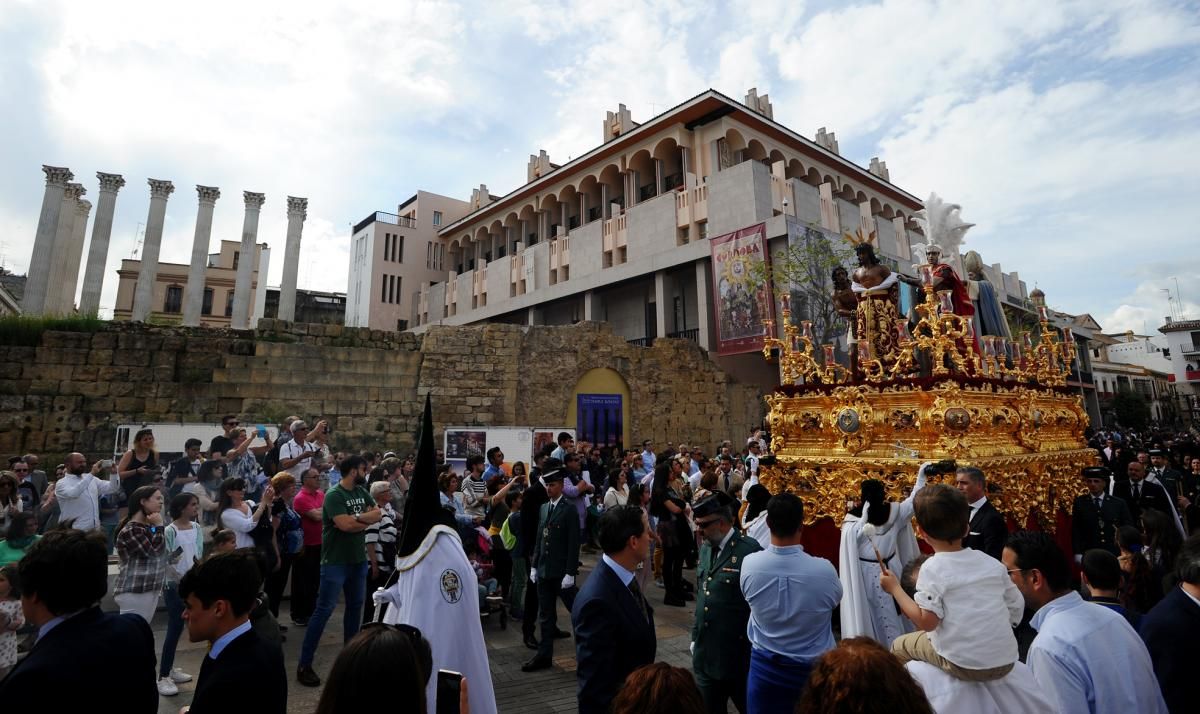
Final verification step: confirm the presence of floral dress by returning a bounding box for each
[0,598,25,668]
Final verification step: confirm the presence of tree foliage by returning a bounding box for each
[751,221,856,347]
[1112,388,1151,430]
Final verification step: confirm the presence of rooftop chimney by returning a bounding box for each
[603,103,636,142]
[744,87,774,119]
[527,151,553,183]
[815,127,840,154]
[868,157,890,181]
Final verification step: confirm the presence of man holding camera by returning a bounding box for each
[54,452,121,532]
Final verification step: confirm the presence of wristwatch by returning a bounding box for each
[353,513,362,523]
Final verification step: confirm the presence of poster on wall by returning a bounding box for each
[710,222,775,355]
[532,427,575,463]
[443,428,487,474]
[576,394,623,451]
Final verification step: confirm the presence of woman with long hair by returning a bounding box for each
[0,511,39,567]
[1142,508,1182,591]
[0,472,23,534]
[838,465,929,646]
[604,468,630,508]
[1117,525,1163,613]
[217,476,275,550]
[796,637,934,714]
[315,623,435,714]
[741,483,772,550]
[113,485,167,623]
[116,428,159,507]
[651,459,692,607]
[157,492,202,696]
[265,473,303,618]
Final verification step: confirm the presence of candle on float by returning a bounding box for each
[822,344,836,365]
[937,290,954,315]
[857,341,872,362]
[982,336,996,358]
[1038,305,1049,321]
[801,320,814,341]
[895,318,912,342]
[964,316,976,340]
[920,264,935,286]
[1022,331,1034,349]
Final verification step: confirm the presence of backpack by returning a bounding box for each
[248,501,278,572]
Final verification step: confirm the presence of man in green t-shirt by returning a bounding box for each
[297,455,382,687]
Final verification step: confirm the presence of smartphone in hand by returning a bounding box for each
[257,425,268,439]
[436,670,463,714]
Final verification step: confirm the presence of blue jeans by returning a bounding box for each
[746,647,813,714]
[299,561,368,667]
[159,582,185,677]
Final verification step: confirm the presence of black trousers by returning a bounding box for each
[695,670,748,714]
[264,551,296,618]
[535,578,579,659]
[663,543,686,600]
[290,544,321,621]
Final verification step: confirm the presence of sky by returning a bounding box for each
[1,0,1197,333]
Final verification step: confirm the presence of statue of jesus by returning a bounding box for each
[851,243,901,371]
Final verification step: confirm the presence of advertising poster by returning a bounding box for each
[710,222,774,355]
[444,429,486,473]
[532,428,575,463]
[576,394,623,451]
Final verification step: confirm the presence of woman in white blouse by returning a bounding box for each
[604,468,629,508]
[217,476,275,549]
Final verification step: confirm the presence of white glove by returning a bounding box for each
[530,569,538,584]
[561,574,575,589]
[689,641,695,656]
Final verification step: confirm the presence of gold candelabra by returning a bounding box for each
[763,266,1079,386]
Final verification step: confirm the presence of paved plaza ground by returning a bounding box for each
[155,552,701,714]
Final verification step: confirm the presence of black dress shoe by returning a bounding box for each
[554,630,571,639]
[297,665,321,687]
[523,635,539,650]
[522,656,553,672]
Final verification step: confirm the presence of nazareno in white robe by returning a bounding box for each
[838,468,927,647]
[380,524,498,714]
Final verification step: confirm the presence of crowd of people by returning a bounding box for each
[0,414,1198,714]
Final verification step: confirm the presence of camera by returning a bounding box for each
[926,459,958,476]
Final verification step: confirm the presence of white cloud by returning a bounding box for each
[0,0,1197,332]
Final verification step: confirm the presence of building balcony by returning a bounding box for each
[1169,370,1200,383]
[675,184,708,228]
[354,211,417,234]
[549,235,570,285]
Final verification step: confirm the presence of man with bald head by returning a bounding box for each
[54,452,121,531]
[1114,461,1174,524]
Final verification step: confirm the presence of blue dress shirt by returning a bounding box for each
[209,619,253,660]
[740,544,841,661]
[1028,591,1167,714]
[601,554,636,587]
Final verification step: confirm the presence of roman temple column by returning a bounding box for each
[130,179,175,322]
[276,196,308,322]
[58,197,92,313]
[182,186,220,326]
[78,172,126,315]
[23,165,73,314]
[230,191,265,329]
[44,183,86,314]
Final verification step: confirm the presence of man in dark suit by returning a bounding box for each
[523,465,581,672]
[955,466,1007,559]
[0,529,157,710]
[691,492,762,713]
[1114,461,1175,524]
[180,549,287,713]
[1140,532,1200,714]
[1147,449,1185,502]
[519,454,552,650]
[1073,467,1134,559]
[571,504,656,714]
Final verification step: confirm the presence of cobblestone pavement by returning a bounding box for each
[156,552,705,714]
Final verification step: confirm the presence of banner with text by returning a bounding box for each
[710,222,774,356]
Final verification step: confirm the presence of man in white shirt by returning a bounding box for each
[279,420,319,479]
[53,452,120,531]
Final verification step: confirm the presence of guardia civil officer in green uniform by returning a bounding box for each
[522,462,581,672]
[691,491,762,714]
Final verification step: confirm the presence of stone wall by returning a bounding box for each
[0,319,764,461]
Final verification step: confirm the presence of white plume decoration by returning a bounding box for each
[915,193,974,274]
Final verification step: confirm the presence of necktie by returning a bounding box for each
[628,578,649,622]
[1134,484,1141,500]
[1095,496,1102,511]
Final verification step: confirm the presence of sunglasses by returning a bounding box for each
[225,421,239,427]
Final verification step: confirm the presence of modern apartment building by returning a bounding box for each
[1159,317,1200,424]
[344,190,477,331]
[112,239,269,327]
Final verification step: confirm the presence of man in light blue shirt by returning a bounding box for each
[640,440,656,472]
[740,493,841,713]
[1003,530,1167,714]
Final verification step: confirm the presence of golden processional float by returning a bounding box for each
[758,258,1095,536]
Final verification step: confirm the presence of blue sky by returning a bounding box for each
[1,0,1197,333]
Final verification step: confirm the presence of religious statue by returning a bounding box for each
[963,250,1012,339]
[850,239,901,370]
[831,266,859,374]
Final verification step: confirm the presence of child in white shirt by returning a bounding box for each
[880,483,1023,681]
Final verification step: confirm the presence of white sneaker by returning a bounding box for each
[157,677,179,696]
[168,667,192,683]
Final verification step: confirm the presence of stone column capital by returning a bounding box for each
[75,198,92,216]
[96,172,126,193]
[243,191,266,209]
[43,165,73,188]
[65,183,87,201]
[148,179,175,199]
[196,185,221,205]
[286,196,308,218]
